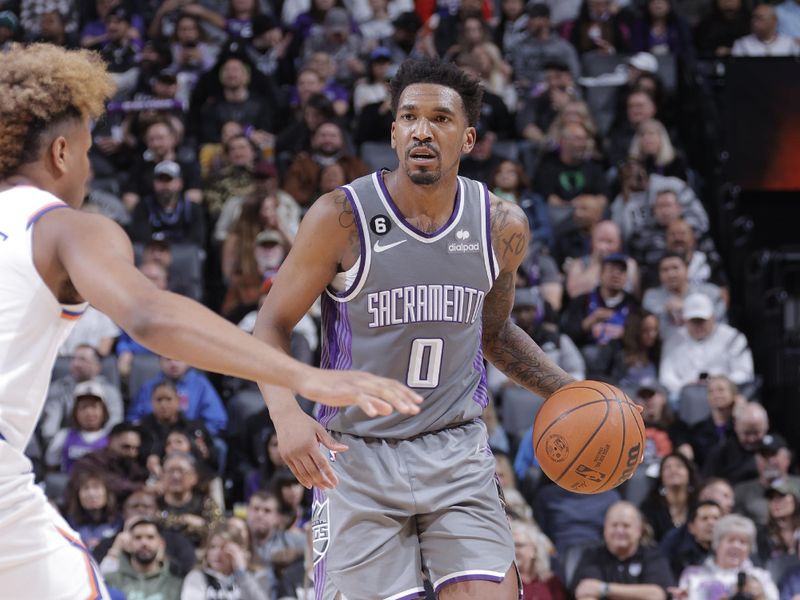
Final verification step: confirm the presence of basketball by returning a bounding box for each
[533,381,645,495]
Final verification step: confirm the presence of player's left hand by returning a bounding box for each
[297,368,423,417]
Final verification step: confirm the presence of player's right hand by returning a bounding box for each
[274,409,348,489]
[297,368,423,417]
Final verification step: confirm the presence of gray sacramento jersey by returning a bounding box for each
[318,171,500,438]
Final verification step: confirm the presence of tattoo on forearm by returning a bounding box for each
[483,272,574,397]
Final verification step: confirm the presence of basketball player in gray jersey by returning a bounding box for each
[254,59,575,600]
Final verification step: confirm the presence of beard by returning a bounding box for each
[134,548,158,566]
[407,169,441,185]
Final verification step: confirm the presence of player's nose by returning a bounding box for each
[412,118,433,141]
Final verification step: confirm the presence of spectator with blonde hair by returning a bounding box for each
[511,520,567,600]
[629,118,688,181]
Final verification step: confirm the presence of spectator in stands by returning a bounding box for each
[490,159,552,249]
[610,157,651,244]
[152,428,219,486]
[694,0,751,58]
[483,397,511,455]
[545,99,602,155]
[246,491,306,597]
[353,47,392,115]
[757,482,800,563]
[20,0,76,43]
[777,0,800,39]
[633,380,692,470]
[128,160,207,246]
[455,51,516,138]
[495,0,529,55]
[643,253,726,342]
[37,9,76,47]
[562,0,631,55]
[629,119,687,181]
[566,220,639,300]
[45,381,112,474]
[158,451,223,546]
[271,468,308,531]
[0,10,16,52]
[97,7,143,98]
[122,118,203,210]
[641,452,699,542]
[511,519,567,600]
[243,429,287,501]
[181,520,270,599]
[703,402,769,485]
[660,500,722,580]
[515,60,580,146]
[458,123,505,183]
[562,254,639,370]
[551,192,607,270]
[203,133,259,219]
[197,56,276,144]
[41,344,123,446]
[686,375,737,468]
[735,433,800,527]
[675,514,779,600]
[283,120,370,207]
[129,356,228,437]
[302,51,353,116]
[630,0,693,59]
[608,91,659,167]
[573,501,674,599]
[534,121,607,206]
[65,471,121,552]
[508,3,581,86]
[358,0,403,47]
[290,0,347,54]
[94,489,196,575]
[659,293,754,397]
[168,14,217,77]
[302,7,364,86]
[69,423,150,501]
[608,310,662,389]
[60,304,119,357]
[701,478,736,515]
[102,516,184,600]
[732,4,800,56]
[533,479,621,556]
[666,218,730,304]
[629,190,684,288]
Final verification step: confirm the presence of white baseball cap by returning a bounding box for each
[682,293,714,321]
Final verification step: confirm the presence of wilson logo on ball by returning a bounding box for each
[614,443,642,486]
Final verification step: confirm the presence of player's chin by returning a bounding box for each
[405,165,442,186]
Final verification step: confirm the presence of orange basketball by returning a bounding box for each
[533,381,645,495]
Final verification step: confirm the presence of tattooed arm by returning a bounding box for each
[482,194,575,398]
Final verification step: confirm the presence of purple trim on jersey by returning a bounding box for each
[434,573,505,593]
[318,298,352,427]
[472,332,489,409]
[392,591,427,600]
[327,186,366,298]
[26,202,67,230]
[376,170,462,239]
[482,182,497,281]
[312,487,327,600]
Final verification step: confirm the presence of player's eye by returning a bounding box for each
[401,113,415,121]
[435,115,449,123]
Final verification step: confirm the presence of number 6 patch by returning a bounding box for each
[370,215,391,236]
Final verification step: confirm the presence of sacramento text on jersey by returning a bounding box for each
[367,284,485,328]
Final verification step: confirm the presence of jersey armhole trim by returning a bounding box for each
[480,183,498,287]
[325,185,371,302]
[26,202,68,230]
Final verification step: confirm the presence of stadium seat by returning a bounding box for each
[226,389,267,438]
[493,140,520,162]
[500,386,545,442]
[128,353,162,401]
[101,354,120,390]
[360,142,399,171]
[621,467,654,507]
[677,383,711,427]
[50,355,72,382]
[169,243,206,302]
[563,542,602,590]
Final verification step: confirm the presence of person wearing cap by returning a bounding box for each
[301,7,364,85]
[515,60,580,144]
[353,47,393,115]
[658,291,753,397]
[44,380,113,474]
[566,220,639,300]
[0,10,16,50]
[41,344,124,447]
[734,433,800,528]
[102,516,183,600]
[562,251,640,367]
[643,252,726,342]
[129,159,207,246]
[703,402,770,487]
[732,4,800,56]
[98,6,143,97]
[246,13,290,78]
[507,3,581,86]
[561,0,631,55]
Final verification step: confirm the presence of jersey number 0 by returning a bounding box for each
[406,338,444,388]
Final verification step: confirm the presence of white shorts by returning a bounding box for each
[0,474,110,600]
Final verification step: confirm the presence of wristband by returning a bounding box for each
[600,581,610,599]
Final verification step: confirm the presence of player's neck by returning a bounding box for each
[383,169,459,226]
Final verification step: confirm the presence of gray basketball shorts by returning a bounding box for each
[310,420,515,600]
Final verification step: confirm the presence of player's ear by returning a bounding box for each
[461,126,476,155]
[49,135,70,177]
[390,121,396,149]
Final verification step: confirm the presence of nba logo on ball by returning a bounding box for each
[533,381,645,494]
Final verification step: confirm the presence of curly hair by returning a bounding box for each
[0,44,115,178]
[390,58,484,126]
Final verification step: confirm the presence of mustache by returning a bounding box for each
[407,142,439,157]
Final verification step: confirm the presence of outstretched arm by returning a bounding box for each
[482,195,574,398]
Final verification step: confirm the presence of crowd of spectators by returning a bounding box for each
[3,0,800,597]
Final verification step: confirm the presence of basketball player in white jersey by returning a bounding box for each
[253,59,575,599]
[0,44,421,600]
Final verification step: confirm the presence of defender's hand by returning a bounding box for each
[274,409,348,490]
[298,368,423,417]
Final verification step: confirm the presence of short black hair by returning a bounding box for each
[688,500,721,524]
[390,58,483,127]
[658,250,686,266]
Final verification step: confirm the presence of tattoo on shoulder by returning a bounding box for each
[331,190,360,269]
[490,197,529,262]
[333,190,355,230]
